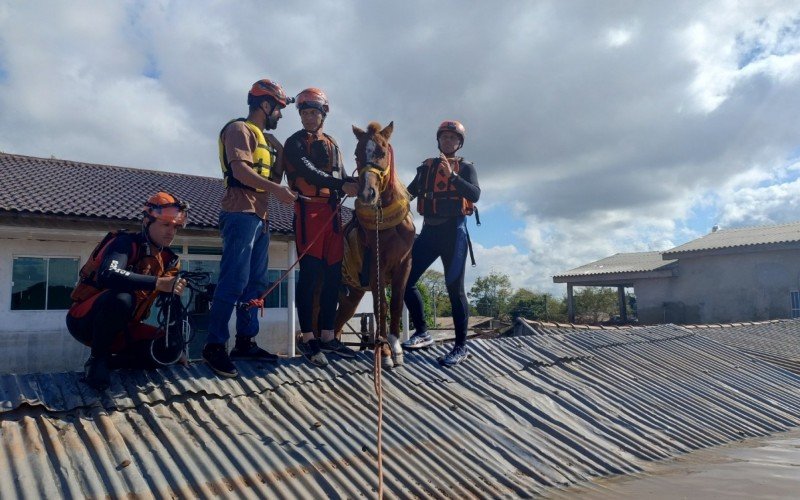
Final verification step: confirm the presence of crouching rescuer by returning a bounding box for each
[67,192,190,390]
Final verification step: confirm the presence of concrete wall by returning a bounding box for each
[0,229,305,374]
[635,248,800,324]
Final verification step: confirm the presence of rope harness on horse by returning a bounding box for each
[372,194,385,500]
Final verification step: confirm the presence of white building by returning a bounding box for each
[554,222,800,324]
[0,152,371,373]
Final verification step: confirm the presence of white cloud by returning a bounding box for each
[1,0,799,299]
[606,27,634,47]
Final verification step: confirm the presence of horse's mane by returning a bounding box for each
[365,122,409,204]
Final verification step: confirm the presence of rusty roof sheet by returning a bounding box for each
[2,327,800,498]
[686,319,800,373]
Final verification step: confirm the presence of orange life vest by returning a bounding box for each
[284,131,343,201]
[416,157,475,217]
[70,230,180,322]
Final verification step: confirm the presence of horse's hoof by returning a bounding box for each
[392,353,404,367]
[388,335,403,367]
[381,355,394,370]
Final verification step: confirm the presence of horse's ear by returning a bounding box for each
[352,125,366,140]
[379,121,394,140]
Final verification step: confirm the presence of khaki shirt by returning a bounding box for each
[220,121,280,220]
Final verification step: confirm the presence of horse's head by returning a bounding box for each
[353,121,394,206]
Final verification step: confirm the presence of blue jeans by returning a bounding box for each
[206,212,270,345]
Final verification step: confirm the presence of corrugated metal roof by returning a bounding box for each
[553,251,677,278]
[663,221,800,256]
[0,152,353,234]
[2,327,800,498]
[687,319,800,373]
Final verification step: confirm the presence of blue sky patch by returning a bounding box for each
[470,203,526,251]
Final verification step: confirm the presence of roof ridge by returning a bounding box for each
[0,151,217,181]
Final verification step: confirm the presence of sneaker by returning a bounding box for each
[320,338,357,358]
[83,356,110,391]
[439,344,469,367]
[230,336,278,362]
[203,343,238,378]
[297,338,328,367]
[402,331,434,350]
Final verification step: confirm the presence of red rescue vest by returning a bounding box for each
[69,230,179,322]
[284,131,343,201]
[416,157,475,217]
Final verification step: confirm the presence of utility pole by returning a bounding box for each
[432,284,438,328]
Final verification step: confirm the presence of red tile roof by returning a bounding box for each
[0,152,351,234]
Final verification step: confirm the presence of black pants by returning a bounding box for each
[403,216,470,345]
[67,291,178,368]
[67,291,136,358]
[296,256,342,334]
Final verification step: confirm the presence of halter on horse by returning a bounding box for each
[334,122,415,367]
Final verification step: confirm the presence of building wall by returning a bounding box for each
[0,229,301,374]
[635,248,800,324]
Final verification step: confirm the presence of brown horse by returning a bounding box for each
[334,122,415,367]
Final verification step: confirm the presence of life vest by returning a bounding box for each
[284,130,342,201]
[218,118,276,192]
[70,230,180,323]
[416,157,475,217]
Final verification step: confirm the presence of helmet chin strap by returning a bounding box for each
[301,106,326,133]
[142,218,162,253]
[310,116,325,133]
[262,102,276,130]
[437,140,462,156]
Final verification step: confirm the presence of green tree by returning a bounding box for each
[574,287,619,323]
[419,270,449,325]
[507,289,568,322]
[468,271,513,319]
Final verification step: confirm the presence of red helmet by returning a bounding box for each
[248,79,291,107]
[143,192,189,227]
[296,87,329,114]
[437,120,466,145]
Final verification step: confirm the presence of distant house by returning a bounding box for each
[553,222,800,324]
[0,153,367,374]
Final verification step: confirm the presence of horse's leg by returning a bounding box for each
[334,286,365,342]
[370,277,393,369]
[388,251,413,366]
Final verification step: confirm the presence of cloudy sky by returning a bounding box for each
[1,1,799,295]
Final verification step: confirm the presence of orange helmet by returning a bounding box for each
[247,79,292,107]
[143,192,189,227]
[296,87,329,115]
[437,120,466,145]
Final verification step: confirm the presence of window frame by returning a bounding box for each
[10,254,81,311]
[178,254,297,309]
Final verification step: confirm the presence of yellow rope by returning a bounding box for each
[355,197,409,231]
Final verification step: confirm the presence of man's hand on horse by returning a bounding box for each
[342,181,359,197]
[438,153,453,176]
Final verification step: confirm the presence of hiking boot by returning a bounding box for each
[439,344,469,367]
[203,343,238,378]
[83,356,110,391]
[402,331,434,350]
[320,338,357,358]
[297,338,328,367]
[230,336,278,362]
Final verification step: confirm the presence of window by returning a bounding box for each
[11,257,80,310]
[187,246,223,255]
[791,291,800,319]
[264,269,299,308]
